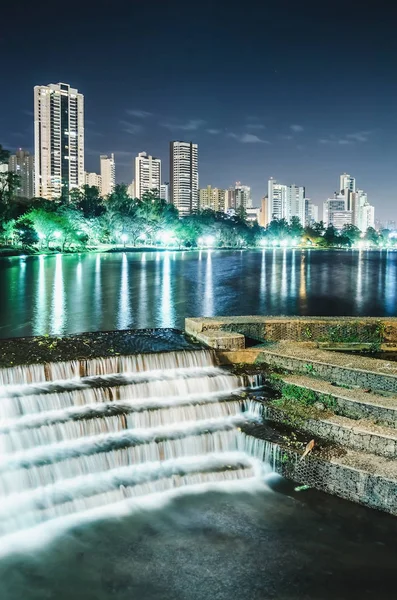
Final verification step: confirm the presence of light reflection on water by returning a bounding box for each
[1,249,397,338]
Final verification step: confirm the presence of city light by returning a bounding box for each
[53,231,62,239]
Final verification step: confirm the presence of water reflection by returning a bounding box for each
[203,251,214,317]
[33,255,47,335]
[51,254,65,334]
[161,251,174,327]
[117,253,131,329]
[1,249,397,338]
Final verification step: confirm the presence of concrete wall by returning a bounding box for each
[186,316,397,345]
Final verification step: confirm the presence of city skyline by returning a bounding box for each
[1,2,396,218]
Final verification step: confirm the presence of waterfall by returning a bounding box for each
[0,349,271,543]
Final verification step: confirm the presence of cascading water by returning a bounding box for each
[0,349,277,545]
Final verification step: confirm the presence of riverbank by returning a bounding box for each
[1,244,394,259]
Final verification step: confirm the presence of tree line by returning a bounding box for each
[0,144,390,252]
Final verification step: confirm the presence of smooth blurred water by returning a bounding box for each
[1,249,397,338]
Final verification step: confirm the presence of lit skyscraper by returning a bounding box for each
[267,178,287,221]
[170,141,198,215]
[9,149,34,199]
[135,152,161,199]
[100,153,115,196]
[34,82,84,199]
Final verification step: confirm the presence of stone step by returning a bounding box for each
[276,374,397,428]
[257,342,397,394]
[267,404,397,459]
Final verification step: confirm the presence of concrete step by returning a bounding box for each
[257,342,397,394]
[276,374,397,428]
[267,404,397,459]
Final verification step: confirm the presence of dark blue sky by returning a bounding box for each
[1,1,397,219]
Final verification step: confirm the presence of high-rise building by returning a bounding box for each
[84,172,102,189]
[286,184,305,223]
[305,198,319,225]
[34,82,84,199]
[100,153,115,196]
[246,207,260,223]
[128,180,136,198]
[160,182,170,203]
[9,149,34,199]
[259,196,268,227]
[267,178,305,223]
[135,152,161,199]
[234,182,251,210]
[225,186,236,211]
[267,178,287,221]
[358,203,375,232]
[199,186,226,212]
[340,173,356,194]
[170,141,198,215]
[323,194,352,228]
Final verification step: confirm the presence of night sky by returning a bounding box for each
[1,1,397,219]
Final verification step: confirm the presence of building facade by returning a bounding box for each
[160,182,169,203]
[323,195,352,228]
[34,82,84,199]
[286,184,305,223]
[170,141,198,215]
[84,171,102,189]
[100,153,115,196]
[199,186,226,212]
[234,182,251,210]
[267,178,287,221]
[9,149,34,199]
[135,152,161,199]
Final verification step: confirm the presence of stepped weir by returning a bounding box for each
[0,348,276,542]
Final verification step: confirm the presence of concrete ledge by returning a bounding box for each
[277,375,397,428]
[194,330,245,351]
[256,345,397,393]
[185,316,397,344]
[268,405,397,459]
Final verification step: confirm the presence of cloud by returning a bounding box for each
[126,109,153,119]
[246,123,266,130]
[319,131,370,145]
[290,124,304,132]
[120,120,143,135]
[206,128,221,134]
[228,133,270,144]
[280,134,293,141]
[22,109,34,117]
[161,119,206,131]
[346,131,370,142]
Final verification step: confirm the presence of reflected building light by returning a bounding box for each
[290,249,296,298]
[259,249,267,313]
[270,248,277,300]
[117,253,132,329]
[161,251,175,327]
[138,252,148,327]
[384,255,397,314]
[356,250,363,310]
[281,248,287,301]
[203,250,214,316]
[33,255,47,335]
[306,249,311,292]
[299,253,307,302]
[94,254,102,321]
[51,254,65,335]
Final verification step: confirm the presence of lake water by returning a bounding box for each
[1,249,397,339]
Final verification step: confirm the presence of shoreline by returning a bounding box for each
[0,245,393,260]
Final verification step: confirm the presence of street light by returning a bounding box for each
[121,233,128,248]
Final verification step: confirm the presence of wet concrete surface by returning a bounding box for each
[0,477,395,600]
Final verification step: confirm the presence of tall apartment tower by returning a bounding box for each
[234,182,251,210]
[9,149,34,199]
[135,152,161,199]
[34,82,84,199]
[100,153,115,196]
[170,141,198,215]
[267,178,287,221]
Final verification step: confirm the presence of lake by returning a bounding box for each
[1,249,397,338]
